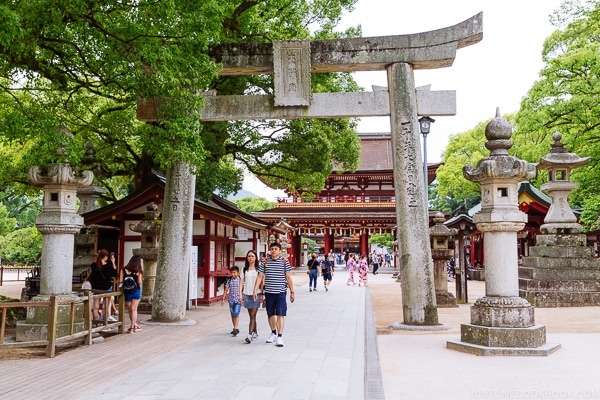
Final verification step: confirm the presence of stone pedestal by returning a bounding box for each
[519,234,600,306]
[432,248,457,307]
[15,294,85,342]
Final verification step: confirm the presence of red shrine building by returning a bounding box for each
[252,132,440,265]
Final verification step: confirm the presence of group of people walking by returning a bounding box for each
[222,242,295,347]
[345,253,369,286]
[306,251,334,292]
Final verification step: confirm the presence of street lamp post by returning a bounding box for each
[419,116,435,207]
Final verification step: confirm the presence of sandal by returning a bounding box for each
[133,326,142,332]
[127,327,134,334]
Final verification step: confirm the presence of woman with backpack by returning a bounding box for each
[307,253,319,292]
[86,249,118,321]
[119,255,143,333]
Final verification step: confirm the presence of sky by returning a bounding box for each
[243,0,565,200]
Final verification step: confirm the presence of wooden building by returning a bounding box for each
[81,173,287,305]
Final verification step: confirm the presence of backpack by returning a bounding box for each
[122,274,138,294]
[320,261,330,274]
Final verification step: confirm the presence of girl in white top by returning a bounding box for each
[241,250,262,343]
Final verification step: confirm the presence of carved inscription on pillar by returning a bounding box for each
[273,40,311,107]
[171,170,181,211]
[400,121,420,207]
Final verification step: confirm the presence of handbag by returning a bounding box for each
[81,281,92,290]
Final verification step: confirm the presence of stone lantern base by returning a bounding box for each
[15,294,86,342]
[447,296,561,356]
[519,234,600,307]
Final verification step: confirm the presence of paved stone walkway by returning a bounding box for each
[3,272,600,400]
[1,271,380,400]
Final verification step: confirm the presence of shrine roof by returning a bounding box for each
[84,172,268,230]
[334,132,442,173]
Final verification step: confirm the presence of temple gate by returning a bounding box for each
[138,14,483,325]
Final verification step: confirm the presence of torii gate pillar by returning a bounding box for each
[388,63,438,325]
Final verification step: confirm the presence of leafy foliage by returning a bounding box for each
[0,203,16,236]
[0,226,42,265]
[368,233,393,250]
[234,196,276,213]
[0,0,362,205]
[515,0,600,229]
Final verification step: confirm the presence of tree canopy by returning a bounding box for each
[233,196,275,213]
[0,0,362,205]
[515,0,600,229]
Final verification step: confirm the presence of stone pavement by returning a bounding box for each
[2,272,600,400]
[0,270,380,400]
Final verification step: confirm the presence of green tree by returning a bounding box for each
[0,203,16,236]
[368,233,393,250]
[434,122,487,209]
[234,196,276,213]
[0,188,41,229]
[0,0,361,203]
[516,0,600,229]
[0,226,41,265]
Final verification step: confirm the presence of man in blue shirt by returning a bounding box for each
[253,242,295,347]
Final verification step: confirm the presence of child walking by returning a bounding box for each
[221,266,242,336]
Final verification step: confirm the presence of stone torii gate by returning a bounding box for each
[138,14,482,325]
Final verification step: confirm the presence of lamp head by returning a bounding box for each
[418,116,435,135]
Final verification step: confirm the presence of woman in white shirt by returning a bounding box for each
[241,250,262,344]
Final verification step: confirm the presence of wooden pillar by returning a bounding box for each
[387,62,438,326]
[324,231,333,254]
[292,234,302,267]
[360,232,369,256]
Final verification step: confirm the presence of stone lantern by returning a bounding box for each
[538,132,589,234]
[17,162,93,341]
[429,212,458,307]
[28,163,94,295]
[519,132,600,307]
[447,108,559,355]
[129,203,162,311]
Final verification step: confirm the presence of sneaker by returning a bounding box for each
[251,332,259,341]
[276,336,284,347]
[313,288,317,291]
[309,288,312,292]
[232,329,239,336]
[266,332,277,343]
[325,286,328,292]
[245,336,252,344]
[107,315,117,322]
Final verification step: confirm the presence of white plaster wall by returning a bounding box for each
[193,219,206,235]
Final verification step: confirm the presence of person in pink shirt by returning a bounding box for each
[346,253,357,285]
[357,254,369,287]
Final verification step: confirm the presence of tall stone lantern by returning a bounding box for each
[130,203,162,311]
[429,212,458,307]
[447,109,559,355]
[17,162,93,342]
[28,163,94,295]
